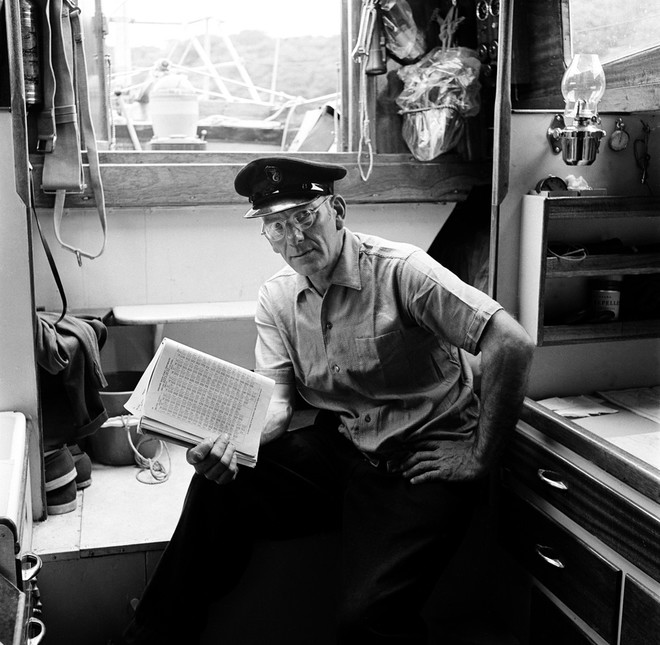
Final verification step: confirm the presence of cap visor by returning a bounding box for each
[243,196,318,219]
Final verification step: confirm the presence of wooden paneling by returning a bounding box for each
[29,152,491,209]
[510,0,566,109]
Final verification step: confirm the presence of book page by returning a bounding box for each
[125,342,165,416]
[126,338,274,464]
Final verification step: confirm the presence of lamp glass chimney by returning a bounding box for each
[561,54,606,123]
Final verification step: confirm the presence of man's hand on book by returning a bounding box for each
[186,434,239,485]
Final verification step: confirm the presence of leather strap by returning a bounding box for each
[29,167,68,325]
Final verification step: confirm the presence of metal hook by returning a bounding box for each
[634,120,652,185]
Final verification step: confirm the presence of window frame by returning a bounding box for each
[23,0,492,208]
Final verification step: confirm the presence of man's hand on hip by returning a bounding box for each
[397,440,485,484]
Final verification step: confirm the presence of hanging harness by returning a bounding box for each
[36,0,107,266]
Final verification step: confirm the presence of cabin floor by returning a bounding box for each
[31,412,519,645]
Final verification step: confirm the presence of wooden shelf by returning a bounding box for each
[541,319,660,345]
[546,252,660,278]
[537,195,660,220]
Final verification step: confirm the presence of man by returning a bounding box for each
[124,157,534,645]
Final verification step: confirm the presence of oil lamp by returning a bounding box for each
[547,54,607,165]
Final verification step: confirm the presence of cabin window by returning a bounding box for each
[98,0,343,153]
[567,0,660,64]
[21,0,492,211]
[512,0,660,113]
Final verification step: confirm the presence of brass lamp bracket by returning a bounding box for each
[547,114,565,154]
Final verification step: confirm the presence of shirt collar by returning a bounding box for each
[294,228,363,296]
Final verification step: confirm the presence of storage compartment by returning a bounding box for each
[519,195,660,345]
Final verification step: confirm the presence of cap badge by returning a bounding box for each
[265,165,282,185]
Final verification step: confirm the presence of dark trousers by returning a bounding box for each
[124,412,480,644]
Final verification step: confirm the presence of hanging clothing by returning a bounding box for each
[36,312,108,448]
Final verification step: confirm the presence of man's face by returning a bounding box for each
[262,196,345,278]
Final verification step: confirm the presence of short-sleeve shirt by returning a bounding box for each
[255,229,502,460]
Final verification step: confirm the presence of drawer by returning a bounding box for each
[621,575,660,645]
[503,425,660,581]
[500,491,621,644]
[530,587,598,645]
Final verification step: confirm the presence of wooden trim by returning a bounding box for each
[29,152,491,208]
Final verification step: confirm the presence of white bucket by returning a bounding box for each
[149,73,199,139]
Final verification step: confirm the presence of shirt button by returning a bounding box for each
[326,322,333,330]
[332,364,340,373]
[364,414,371,422]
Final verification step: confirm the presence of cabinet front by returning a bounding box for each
[529,587,599,645]
[500,492,621,644]
[503,423,660,582]
[621,575,660,645]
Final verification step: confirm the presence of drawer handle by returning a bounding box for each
[535,544,565,569]
[28,617,45,645]
[22,552,43,583]
[537,469,568,491]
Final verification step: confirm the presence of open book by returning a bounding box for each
[125,338,274,467]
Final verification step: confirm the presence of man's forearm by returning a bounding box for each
[474,311,535,469]
[260,383,295,445]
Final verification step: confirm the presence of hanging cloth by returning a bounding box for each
[36,0,107,266]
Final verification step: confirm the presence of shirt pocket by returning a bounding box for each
[355,330,414,393]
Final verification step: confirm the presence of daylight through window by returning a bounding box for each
[103,0,342,152]
[569,0,660,64]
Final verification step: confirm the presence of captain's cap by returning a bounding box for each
[234,156,347,219]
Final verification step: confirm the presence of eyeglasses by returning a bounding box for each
[261,196,331,242]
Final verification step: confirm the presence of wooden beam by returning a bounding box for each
[29,152,491,208]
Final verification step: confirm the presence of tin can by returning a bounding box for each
[590,278,622,321]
